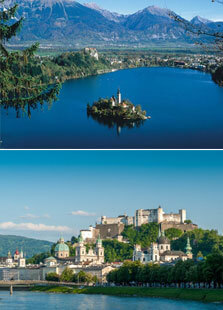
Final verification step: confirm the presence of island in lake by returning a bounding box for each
[87,89,150,135]
[87,89,150,121]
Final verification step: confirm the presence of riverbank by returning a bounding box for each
[30,286,223,303]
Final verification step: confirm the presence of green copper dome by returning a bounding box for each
[55,241,69,252]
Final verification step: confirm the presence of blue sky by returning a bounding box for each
[0,151,222,242]
[80,0,223,21]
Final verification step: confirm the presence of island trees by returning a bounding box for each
[0,0,61,117]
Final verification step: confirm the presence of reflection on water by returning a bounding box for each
[0,291,222,310]
[87,112,146,136]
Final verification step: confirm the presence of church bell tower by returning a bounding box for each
[117,89,121,104]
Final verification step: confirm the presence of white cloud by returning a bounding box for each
[24,206,30,210]
[0,222,72,232]
[71,210,96,217]
[20,213,51,219]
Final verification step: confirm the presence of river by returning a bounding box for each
[0,291,222,310]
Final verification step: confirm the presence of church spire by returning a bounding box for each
[185,237,192,255]
[96,234,102,247]
[158,224,162,238]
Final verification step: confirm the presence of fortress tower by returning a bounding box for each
[179,209,186,223]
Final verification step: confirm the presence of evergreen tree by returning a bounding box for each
[0,0,61,117]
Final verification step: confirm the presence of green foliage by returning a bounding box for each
[87,98,147,121]
[44,269,98,284]
[122,223,159,248]
[52,51,111,82]
[60,267,75,282]
[26,252,50,264]
[31,285,223,303]
[165,228,183,240]
[46,272,60,282]
[0,0,60,116]
[66,241,76,256]
[107,253,223,288]
[171,228,223,257]
[71,236,78,244]
[0,234,52,258]
[184,220,192,224]
[102,239,133,263]
[77,271,97,284]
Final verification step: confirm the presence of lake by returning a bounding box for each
[0,292,222,310]
[1,67,223,149]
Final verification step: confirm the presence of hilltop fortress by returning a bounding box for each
[101,206,186,227]
[80,206,198,242]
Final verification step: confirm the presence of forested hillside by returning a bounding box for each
[0,235,53,258]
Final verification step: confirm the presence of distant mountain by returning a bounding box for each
[5,0,123,42]
[84,2,126,23]
[191,16,212,25]
[2,0,221,46]
[123,6,187,40]
[0,234,53,258]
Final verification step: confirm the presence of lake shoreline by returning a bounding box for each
[30,286,223,304]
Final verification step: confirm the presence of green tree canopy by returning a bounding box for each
[46,272,60,282]
[60,267,74,282]
[122,223,159,248]
[0,0,60,117]
[165,228,183,240]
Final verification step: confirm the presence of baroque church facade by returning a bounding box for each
[75,235,104,265]
[133,231,193,264]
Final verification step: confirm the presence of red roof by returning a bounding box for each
[15,249,19,255]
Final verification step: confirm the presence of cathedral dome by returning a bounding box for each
[55,240,69,253]
[55,243,69,252]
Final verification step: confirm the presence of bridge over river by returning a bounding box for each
[0,280,80,291]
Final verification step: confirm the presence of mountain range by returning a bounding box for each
[3,0,223,47]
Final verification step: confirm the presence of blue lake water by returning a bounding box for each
[0,291,222,310]
[1,67,223,149]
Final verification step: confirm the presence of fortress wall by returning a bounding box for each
[161,222,198,233]
[101,216,122,225]
[126,216,134,226]
[96,223,125,240]
[163,214,181,223]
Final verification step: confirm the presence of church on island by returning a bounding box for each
[87,88,149,121]
[110,89,132,110]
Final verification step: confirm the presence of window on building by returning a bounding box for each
[161,246,163,250]
[166,246,168,250]
[155,255,157,261]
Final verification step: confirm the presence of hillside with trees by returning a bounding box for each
[171,229,223,258]
[121,223,159,248]
[0,234,53,258]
